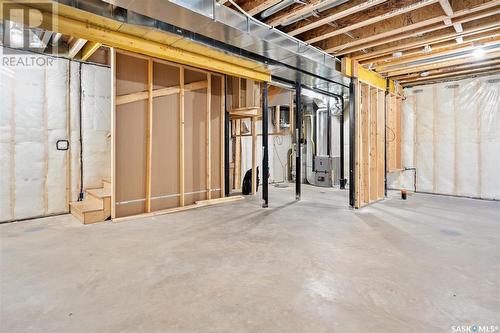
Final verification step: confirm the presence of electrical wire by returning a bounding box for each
[272,135,287,183]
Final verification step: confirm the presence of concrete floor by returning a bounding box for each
[1,185,499,333]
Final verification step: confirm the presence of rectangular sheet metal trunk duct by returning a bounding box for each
[55,0,350,96]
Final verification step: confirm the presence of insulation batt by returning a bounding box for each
[388,73,500,200]
[0,47,111,222]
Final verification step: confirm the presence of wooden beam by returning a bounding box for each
[306,0,438,44]
[286,0,387,37]
[391,58,500,80]
[401,67,500,86]
[361,28,500,65]
[327,2,500,55]
[220,77,225,198]
[327,15,446,54]
[334,12,500,56]
[68,38,87,58]
[375,38,500,71]
[354,17,500,62]
[4,3,270,82]
[400,64,500,83]
[80,41,102,61]
[267,0,339,27]
[145,59,153,213]
[113,196,244,223]
[116,80,207,105]
[386,50,500,76]
[243,0,282,16]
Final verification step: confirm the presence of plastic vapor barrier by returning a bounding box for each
[0,47,111,222]
[388,74,500,200]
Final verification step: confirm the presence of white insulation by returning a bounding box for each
[388,74,500,200]
[0,48,111,222]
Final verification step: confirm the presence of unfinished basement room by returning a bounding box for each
[0,0,499,332]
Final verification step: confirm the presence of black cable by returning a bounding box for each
[78,63,84,201]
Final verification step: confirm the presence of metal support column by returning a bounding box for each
[339,96,346,189]
[295,82,302,200]
[327,98,331,156]
[262,82,269,208]
[349,81,356,207]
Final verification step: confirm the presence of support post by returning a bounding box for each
[262,82,269,208]
[295,82,302,200]
[220,76,225,198]
[224,92,231,197]
[251,117,257,195]
[349,81,356,208]
[339,96,346,189]
[384,79,389,197]
[224,78,230,196]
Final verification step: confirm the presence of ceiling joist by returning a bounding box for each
[353,17,500,62]
[305,0,439,45]
[244,0,282,16]
[387,50,500,76]
[286,0,387,37]
[331,6,500,55]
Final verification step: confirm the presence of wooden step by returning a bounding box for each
[86,187,111,200]
[70,186,112,224]
[102,177,111,189]
[70,200,106,225]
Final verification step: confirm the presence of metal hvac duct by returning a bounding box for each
[57,0,349,95]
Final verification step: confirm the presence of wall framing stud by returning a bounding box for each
[145,58,153,213]
[206,73,212,200]
[179,67,185,207]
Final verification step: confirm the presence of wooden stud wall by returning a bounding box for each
[227,76,261,193]
[355,81,388,208]
[113,50,224,218]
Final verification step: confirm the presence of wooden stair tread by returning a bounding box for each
[70,200,103,213]
[102,177,111,183]
[87,187,111,199]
